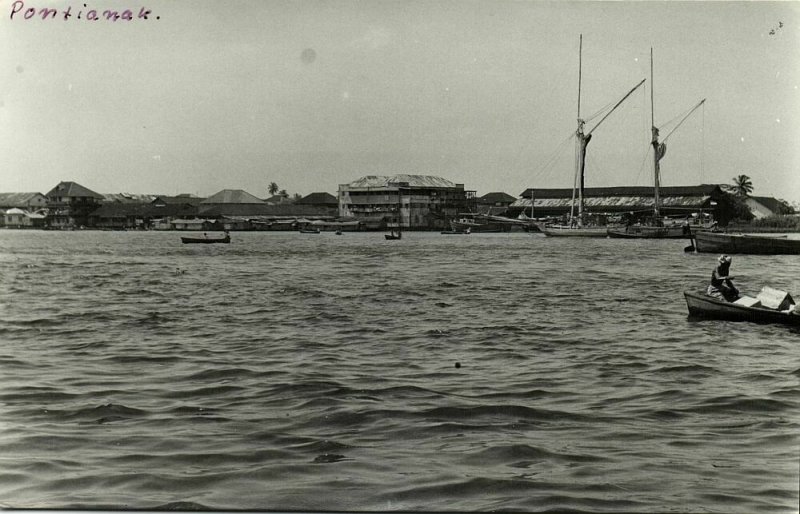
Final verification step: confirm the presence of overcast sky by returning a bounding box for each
[1,1,798,202]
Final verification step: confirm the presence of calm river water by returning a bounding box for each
[0,230,798,512]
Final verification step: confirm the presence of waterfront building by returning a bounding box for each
[744,196,795,219]
[0,192,48,228]
[476,192,517,215]
[509,185,739,225]
[45,181,105,228]
[338,174,475,229]
[3,208,46,228]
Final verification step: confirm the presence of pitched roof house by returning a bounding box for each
[296,192,338,207]
[745,196,794,219]
[45,181,105,228]
[201,189,265,204]
[0,192,48,210]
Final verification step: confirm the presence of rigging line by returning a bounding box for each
[657,104,694,132]
[657,99,705,143]
[661,98,705,144]
[701,101,705,182]
[583,98,617,123]
[530,130,575,182]
[634,146,653,186]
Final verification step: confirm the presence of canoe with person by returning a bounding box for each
[684,254,799,325]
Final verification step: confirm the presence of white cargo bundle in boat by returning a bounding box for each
[755,287,794,310]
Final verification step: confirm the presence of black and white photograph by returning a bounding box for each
[1,0,799,512]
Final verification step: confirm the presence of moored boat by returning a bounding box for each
[542,225,609,237]
[684,291,800,326]
[540,35,645,237]
[690,231,800,255]
[181,233,230,244]
[605,49,710,240]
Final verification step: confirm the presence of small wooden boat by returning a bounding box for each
[180,233,230,244]
[385,230,401,240]
[690,231,800,255]
[684,291,800,326]
[299,228,321,234]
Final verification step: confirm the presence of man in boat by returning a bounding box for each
[707,254,740,302]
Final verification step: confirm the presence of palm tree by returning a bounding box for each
[731,174,754,197]
[268,182,279,196]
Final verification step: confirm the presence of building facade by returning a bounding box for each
[338,174,475,229]
[510,184,738,225]
[45,181,105,228]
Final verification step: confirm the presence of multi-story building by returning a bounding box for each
[338,174,475,229]
[45,181,105,228]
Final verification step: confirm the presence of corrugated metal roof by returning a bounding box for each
[512,194,712,210]
[103,193,158,204]
[345,174,457,189]
[519,184,723,199]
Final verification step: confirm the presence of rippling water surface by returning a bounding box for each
[0,230,798,512]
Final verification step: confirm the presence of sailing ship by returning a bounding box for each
[542,36,645,237]
[607,49,712,239]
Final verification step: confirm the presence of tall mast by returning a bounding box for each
[575,35,586,226]
[651,47,661,218]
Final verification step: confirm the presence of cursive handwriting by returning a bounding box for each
[9,2,159,21]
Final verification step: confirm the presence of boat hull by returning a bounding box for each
[607,226,691,239]
[542,226,609,237]
[692,232,800,255]
[684,291,800,325]
[181,235,230,244]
